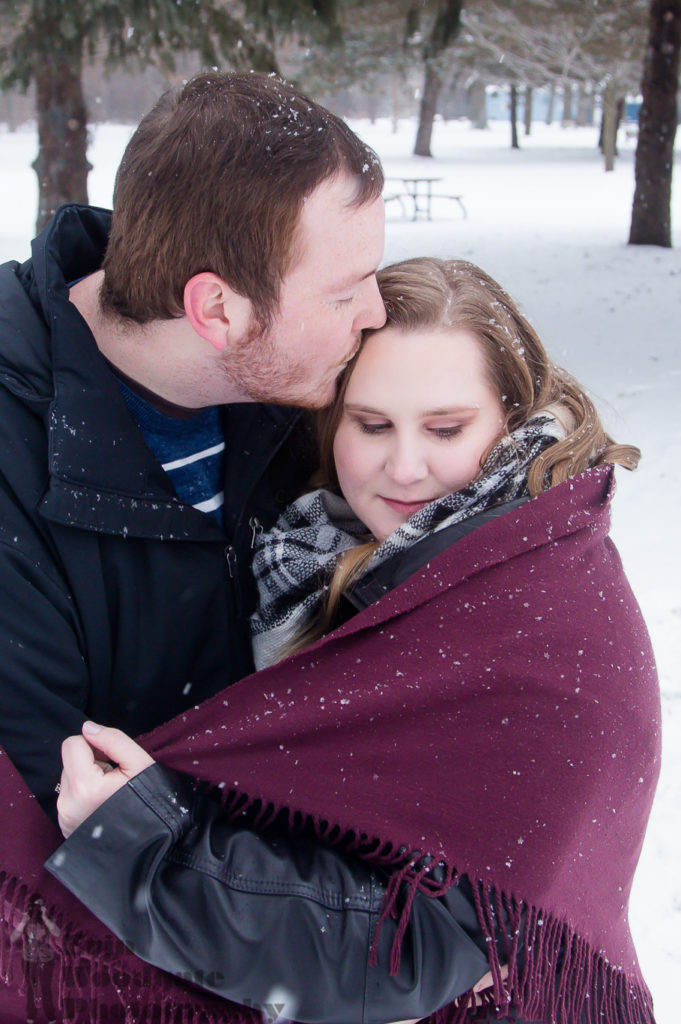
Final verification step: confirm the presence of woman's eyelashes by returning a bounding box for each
[354,418,464,439]
[357,420,390,434]
[430,425,464,439]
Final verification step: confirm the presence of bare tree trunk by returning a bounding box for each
[615,96,625,152]
[32,52,90,232]
[630,0,681,246]
[561,82,574,126]
[1,91,18,132]
[576,83,590,126]
[524,85,533,135]
[545,82,555,124]
[413,0,463,156]
[467,79,487,129]
[414,61,442,156]
[391,74,400,134]
[601,80,618,171]
[509,84,520,149]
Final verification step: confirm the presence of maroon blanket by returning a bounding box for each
[0,466,660,1024]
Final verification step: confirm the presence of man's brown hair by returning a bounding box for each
[100,71,384,327]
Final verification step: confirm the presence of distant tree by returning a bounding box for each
[509,82,520,147]
[545,81,555,123]
[413,0,464,156]
[467,77,488,128]
[629,0,681,246]
[290,0,419,117]
[0,1,332,232]
[575,82,595,126]
[523,85,533,134]
[457,0,647,154]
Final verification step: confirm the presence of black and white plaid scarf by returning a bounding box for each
[251,414,565,668]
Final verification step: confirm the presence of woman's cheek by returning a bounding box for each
[333,424,371,495]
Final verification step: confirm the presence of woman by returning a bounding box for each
[48,259,660,1024]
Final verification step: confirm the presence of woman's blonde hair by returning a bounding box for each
[284,257,639,658]
[317,257,639,495]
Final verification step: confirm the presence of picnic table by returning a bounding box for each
[384,176,467,221]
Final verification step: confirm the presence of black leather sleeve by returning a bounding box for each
[45,764,490,1024]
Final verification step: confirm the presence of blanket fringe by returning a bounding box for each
[206,785,657,1024]
[3,778,656,1024]
[1,871,262,1024]
[202,785,658,1024]
[426,880,656,1024]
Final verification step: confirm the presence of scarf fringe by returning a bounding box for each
[1,871,261,1024]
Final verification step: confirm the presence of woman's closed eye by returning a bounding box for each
[428,424,464,440]
[358,420,391,434]
[355,421,465,438]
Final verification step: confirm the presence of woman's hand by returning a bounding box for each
[57,721,155,838]
[473,963,509,996]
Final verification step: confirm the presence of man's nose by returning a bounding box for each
[353,276,386,332]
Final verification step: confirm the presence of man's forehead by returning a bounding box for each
[292,181,384,282]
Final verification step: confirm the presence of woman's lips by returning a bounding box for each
[380,496,432,515]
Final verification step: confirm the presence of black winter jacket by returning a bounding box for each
[0,204,315,816]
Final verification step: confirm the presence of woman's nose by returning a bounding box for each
[385,442,428,485]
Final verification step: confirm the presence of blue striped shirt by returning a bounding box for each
[115,377,225,526]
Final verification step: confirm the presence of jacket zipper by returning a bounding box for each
[249,515,263,548]
[224,544,242,617]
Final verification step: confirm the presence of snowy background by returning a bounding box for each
[1,115,679,1022]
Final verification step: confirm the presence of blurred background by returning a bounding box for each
[0,0,678,241]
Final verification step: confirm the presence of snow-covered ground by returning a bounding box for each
[1,115,679,1023]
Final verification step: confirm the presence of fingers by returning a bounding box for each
[61,733,97,776]
[79,721,155,777]
[56,723,155,839]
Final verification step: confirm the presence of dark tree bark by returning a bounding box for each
[414,61,442,156]
[615,96,625,151]
[600,81,621,171]
[32,53,90,233]
[524,85,533,135]
[629,0,681,246]
[413,0,463,157]
[509,84,520,149]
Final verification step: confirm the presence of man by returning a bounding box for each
[0,73,491,1021]
[0,71,385,817]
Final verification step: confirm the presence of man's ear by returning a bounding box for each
[183,273,254,353]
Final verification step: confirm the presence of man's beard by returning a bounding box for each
[220,322,359,410]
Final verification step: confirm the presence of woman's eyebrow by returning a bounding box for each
[343,403,387,414]
[422,406,479,416]
[344,404,479,415]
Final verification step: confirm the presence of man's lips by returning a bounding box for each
[380,496,433,515]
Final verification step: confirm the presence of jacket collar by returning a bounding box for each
[7,205,301,541]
